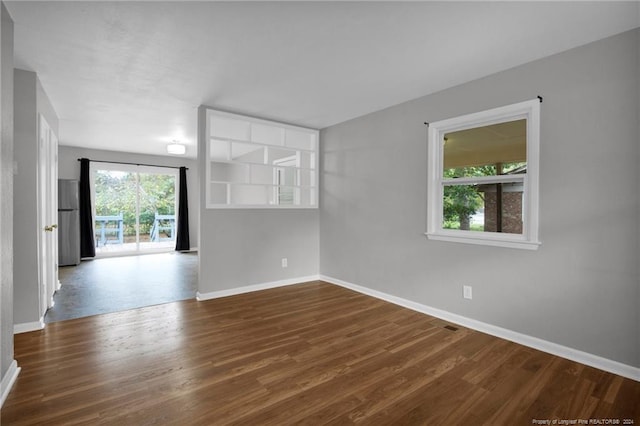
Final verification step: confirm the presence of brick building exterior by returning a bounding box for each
[480,183,523,234]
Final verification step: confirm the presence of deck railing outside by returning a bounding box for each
[94,213,124,246]
[94,212,175,246]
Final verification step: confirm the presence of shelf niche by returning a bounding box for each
[205,109,318,209]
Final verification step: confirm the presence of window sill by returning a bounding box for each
[425,232,540,250]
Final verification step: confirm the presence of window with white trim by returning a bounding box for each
[205,109,318,208]
[426,99,541,250]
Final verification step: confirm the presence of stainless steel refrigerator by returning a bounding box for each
[58,179,81,266]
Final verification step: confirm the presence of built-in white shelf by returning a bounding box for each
[205,109,319,209]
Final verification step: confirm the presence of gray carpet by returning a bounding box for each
[46,252,198,323]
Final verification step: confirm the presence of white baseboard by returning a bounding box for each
[196,275,321,301]
[1,360,21,408]
[320,275,640,382]
[14,318,45,334]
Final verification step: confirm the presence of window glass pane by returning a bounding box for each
[94,169,176,253]
[94,170,136,249]
[443,183,523,234]
[443,119,526,178]
[138,173,176,248]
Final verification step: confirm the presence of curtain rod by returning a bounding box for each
[423,95,543,127]
[78,158,188,170]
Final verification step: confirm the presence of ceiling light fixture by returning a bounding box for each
[167,141,186,155]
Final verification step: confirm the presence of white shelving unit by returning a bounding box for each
[205,109,319,209]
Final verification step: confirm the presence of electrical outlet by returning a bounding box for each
[281,258,288,268]
[463,285,472,300]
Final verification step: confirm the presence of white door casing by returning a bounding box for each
[37,114,58,317]
[50,131,59,293]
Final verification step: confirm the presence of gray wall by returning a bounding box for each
[0,1,13,381]
[320,29,640,368]
[198,107,319,294]
[13,69,59,326]
[57,146,200,250]
[37,76,58,136]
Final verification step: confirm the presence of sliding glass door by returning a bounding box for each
[91,163,178,255]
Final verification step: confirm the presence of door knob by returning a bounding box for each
[44,224,58,232]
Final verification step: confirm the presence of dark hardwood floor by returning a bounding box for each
[3,281,639,425]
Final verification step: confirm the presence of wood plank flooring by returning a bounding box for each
[2,281,639,425]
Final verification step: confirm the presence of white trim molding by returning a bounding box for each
[320,275,640,382]
[14,318,45,334]
[196,275,321,301]
[204,108,319,209]
[426,98,541,250]
[1,360,21,408]
[194,274,639,381]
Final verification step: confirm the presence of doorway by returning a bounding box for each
[91,163,178,256]
[273,155,297,205]
[47,251,197,322]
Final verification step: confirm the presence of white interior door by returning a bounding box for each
[50,131,59,294]
[38,115,58,316]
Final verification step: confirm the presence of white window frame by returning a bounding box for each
[426,99,541,250]
[90,162,179,255]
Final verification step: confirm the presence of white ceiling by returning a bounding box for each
[5,1,640,159]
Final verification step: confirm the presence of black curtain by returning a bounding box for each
[79,158,95,258]
[175,166,190,251]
